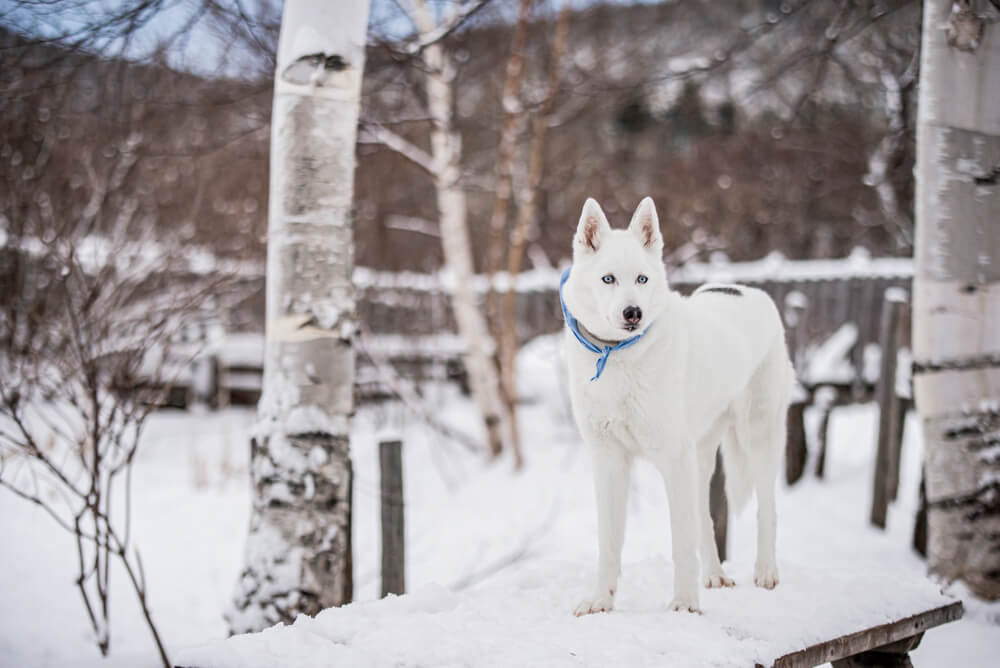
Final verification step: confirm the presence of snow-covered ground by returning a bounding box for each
[1,335,997,667]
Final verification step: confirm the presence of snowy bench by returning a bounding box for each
[762,601,961,667]
[174,559,962,668]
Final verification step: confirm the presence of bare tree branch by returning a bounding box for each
[358,121,440,177]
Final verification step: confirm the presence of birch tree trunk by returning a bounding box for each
[913,0,1000,601]
[485,0,533,325]
[412,0,510,459]
[227,0,370,633]
[500,4,571,471]
[485,0,534,467]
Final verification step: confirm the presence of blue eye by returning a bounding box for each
[602,274,615,284]
[637,275,648,284]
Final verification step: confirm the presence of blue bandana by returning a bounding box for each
[559,266,650,381]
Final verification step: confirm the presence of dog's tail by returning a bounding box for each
[721,426,753,514]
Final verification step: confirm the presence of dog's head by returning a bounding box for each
[565,197,669,341]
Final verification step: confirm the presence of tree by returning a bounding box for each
[484,0,534,467]
[0,171,186,668]
[497,3,571,471]
[912,0,1000,601]
[226,0,371,633]
[360,0,513,461]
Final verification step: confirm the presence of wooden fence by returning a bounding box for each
[357,268,912,387]
[157,258,914,409]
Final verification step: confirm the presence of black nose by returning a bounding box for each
[623,306,642,324]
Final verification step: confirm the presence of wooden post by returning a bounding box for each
[783,290,809,373]
[709,450,727,562]
[887,397,910,502]
[813,386,837,479]
[848,278,867,400]
[380,438,405,597]
[870,288,907,529]
[786,397,808,486]
[913,467,928,557]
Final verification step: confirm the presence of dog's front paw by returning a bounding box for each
[703,570,735,589]
[667,593,701,614]
[574,590,615,616]
[754,561,779,589]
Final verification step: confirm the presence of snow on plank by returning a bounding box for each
[175,557,959,668]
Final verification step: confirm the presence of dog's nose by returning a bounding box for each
[623,306,642,324]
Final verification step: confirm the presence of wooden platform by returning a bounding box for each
[762,601,963,667]
[174,559,966,668]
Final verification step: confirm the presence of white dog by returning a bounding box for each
[563,197,794,615]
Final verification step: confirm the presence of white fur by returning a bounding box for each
[565,197,795,616]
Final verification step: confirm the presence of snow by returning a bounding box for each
[803,323,858,385]
[1,335,997,668]
[175,561,953,667]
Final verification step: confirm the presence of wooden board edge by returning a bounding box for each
[767,600,964,668]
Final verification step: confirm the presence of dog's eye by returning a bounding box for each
[602,274,615,284]
[636,275,648,284]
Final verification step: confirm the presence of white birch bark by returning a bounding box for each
[411,0,510,457]
[227,0,370,632]
[913,0,1000,601]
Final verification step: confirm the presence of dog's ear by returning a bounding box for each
[574,198,611,254]
[628,197,663,253]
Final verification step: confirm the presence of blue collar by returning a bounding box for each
[559,266,650,381]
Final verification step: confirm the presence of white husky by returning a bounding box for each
[563,197,794,615]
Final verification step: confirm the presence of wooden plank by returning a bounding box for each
[758,601,963,668]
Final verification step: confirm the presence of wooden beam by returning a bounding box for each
[758,601,963,668]
[830,633,923,667]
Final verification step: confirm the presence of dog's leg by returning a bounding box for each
[697,441,733,588]
[574,444,631,616]
[750,417,782,589]
[655,448,701,613]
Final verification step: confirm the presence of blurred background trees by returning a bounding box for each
[3,1,924,274]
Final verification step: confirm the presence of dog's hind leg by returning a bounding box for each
[574,444,632,616]
[697,434,734,588]
[745,391,787,588]
[746,344,793,589]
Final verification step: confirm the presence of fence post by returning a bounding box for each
[870,288,907,529]
[813,386,837,479]
[887,397,911,502]
[709,451,727,562]
[913,467,928,557]
[783,290,809,372]
[380,438,405,597]
[786,397,808,485]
